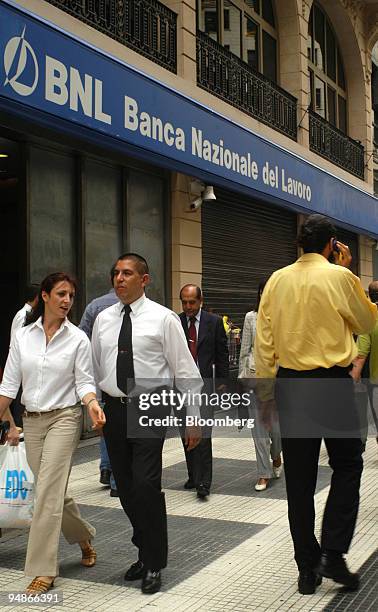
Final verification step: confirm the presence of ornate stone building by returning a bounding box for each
[0,0,377,355]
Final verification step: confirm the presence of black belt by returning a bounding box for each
[102,392,133,405]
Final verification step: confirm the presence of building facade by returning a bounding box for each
[0,0,377,369]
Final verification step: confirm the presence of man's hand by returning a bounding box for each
[349,365,361,383]
[335,241,352,268]
[6,425,20,446]
[258,399,278,431]
[88,403,106,431]
[349,357,365,383]
[184,425,202,451]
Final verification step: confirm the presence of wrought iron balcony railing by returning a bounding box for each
[47,0,177,73]
[196,31,297,140]
[309,110,364,179]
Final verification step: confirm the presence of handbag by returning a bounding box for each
[0,442,34,528]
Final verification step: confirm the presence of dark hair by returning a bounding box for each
[368,281,378,304]
[111,253,149,278]
[179,284,202,300]
[297,214,336,254]
[255,279,267,312]
[25,272,77,325]
[25,284,39,303]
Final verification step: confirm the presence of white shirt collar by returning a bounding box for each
[186,308,201,323]
[117,293,146,316]
[32,316,69,335]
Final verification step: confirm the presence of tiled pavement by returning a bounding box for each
[0,434,377,612]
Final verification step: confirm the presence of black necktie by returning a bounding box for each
[116,305,135,394]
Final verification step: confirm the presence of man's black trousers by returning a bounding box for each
[103,395,168,570]
[177,402,213,489]
[276,366,363,571]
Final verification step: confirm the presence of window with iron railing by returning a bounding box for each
[46,0,177,73]
[197,0,277,82]
[308,3,347,133]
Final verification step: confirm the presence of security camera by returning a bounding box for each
[187,180,216,212]
[189,197,202,211]
[202,186,216,202]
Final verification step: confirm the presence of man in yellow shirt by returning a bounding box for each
[255,214,377,595]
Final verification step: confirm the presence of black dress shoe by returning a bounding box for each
[124,560,144,581]
[184,479,196,490]
[197,484,210,498]
[142,570,161,594]
[317,552,360,590]
[298,569,322,595]
[110,488,119,497]
[100,469,111,486]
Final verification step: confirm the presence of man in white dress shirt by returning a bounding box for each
[91,253,202,595]
[8,285,39,427]
[10,285,39,345]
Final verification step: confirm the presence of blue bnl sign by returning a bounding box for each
[1,0,378,235]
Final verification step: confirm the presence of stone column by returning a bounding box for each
[171,172,202,313]
[165,0,197,81]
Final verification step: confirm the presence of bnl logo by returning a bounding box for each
[3,26,39,96]
[5,470,28,500]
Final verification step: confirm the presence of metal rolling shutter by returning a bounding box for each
[201,188,298,329]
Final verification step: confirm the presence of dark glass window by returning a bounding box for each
[307,10,313,62]
[199,0,218,41]
[223,1,241,57]
[326,21,336,81]
[198,0,277,82]
[315,76,326,118]
[327,86,336,126]
[337,48,346,89]
[314,6,325,71]
[245,0,259,13]
[205,11,218,34]
[338,95,347,133]
[245,16,259,70]
[308,4,347,133]
[261,0,274,28]
[309,69,314,108]
[263,30,276,81]
[29,147,75,284]
[224,9,230,29]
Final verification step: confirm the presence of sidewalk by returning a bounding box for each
[0,433,377,612]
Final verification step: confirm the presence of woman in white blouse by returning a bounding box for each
[0,273,105,595]
[238,280,282,491]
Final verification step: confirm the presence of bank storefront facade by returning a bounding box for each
[0,0,377,367]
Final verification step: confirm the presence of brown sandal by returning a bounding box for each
[26,577,55,594]
[80,541,97,567]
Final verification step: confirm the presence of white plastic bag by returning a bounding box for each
[0,442,34,528]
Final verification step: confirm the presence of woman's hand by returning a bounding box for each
[6,425,20,446]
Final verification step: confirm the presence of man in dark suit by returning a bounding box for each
[179,284,229,498]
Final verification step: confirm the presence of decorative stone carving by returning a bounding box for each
[301,1,309,20]
[339,0,364,23]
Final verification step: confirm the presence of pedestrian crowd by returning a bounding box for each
[0,214,377,598]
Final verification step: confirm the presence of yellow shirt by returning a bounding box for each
[255,253,377,380]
